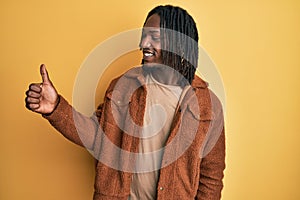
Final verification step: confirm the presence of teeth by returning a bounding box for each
[144,52,154,57]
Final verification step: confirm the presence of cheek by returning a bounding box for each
[153,40,161,50]
[153,42,162,60]
[155,50,162,61]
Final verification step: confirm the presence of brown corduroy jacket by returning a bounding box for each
[44,67,225,200]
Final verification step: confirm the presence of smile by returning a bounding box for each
[143,49,155,57]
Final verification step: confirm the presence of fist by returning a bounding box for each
[25,64,59,114]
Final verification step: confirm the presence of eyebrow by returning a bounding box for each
[143,28,160,33]
[149,30,160,33]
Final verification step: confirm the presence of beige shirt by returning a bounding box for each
[129,74,184,200]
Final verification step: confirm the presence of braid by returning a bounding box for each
[143,5,199,84]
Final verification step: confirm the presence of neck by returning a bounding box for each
[143,64,184,86]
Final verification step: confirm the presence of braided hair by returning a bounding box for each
[141,5,199,84]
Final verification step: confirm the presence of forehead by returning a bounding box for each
[144,14,160,28]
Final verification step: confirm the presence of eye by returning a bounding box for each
[152,35,160,41]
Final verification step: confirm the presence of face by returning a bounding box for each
[140,14,162,65]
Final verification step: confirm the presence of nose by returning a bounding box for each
[140,35,151,48]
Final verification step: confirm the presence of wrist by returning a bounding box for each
[43,95,61,116]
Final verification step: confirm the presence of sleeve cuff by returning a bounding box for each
[42,95,72,122]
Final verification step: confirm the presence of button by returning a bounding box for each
[159,187,164,191]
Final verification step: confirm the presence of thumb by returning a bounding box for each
[40,64,51,84]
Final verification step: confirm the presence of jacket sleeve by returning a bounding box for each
[196,106,226,200]
[43,95,103,150]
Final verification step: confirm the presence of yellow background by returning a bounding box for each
[1,0,300,199]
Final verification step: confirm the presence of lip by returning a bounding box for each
[142,49,155,62]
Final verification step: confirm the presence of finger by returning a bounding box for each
[26,103,40,110]
[25,96,40,104]
[40,64,51,84]
[26,90,41,98]
[29,83,42,93]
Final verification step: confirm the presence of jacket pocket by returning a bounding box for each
[187,101,213,121]
[175,156,201,196]
[106,89,131,106]
[104,90,131,128]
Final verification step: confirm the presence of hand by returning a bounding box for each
[25,64,59,114]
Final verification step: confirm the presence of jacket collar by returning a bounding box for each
[191,75,209,89]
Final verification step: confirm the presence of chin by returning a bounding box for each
[142,63,153,70]
[142,63,159,72]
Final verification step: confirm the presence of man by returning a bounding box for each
[25,5,225,200]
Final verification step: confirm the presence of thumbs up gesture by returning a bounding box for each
[25,64,59,114]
